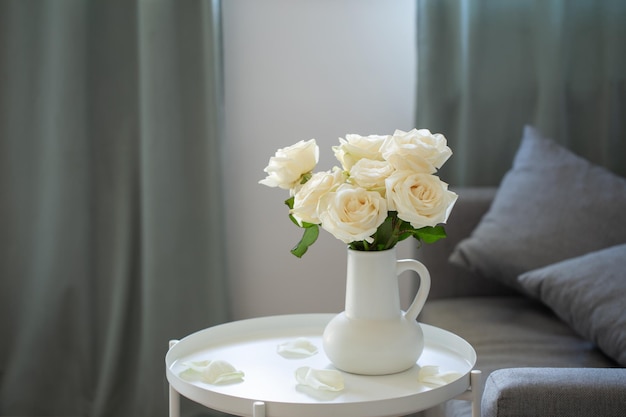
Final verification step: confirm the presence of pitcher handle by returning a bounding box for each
[396,259,431,321]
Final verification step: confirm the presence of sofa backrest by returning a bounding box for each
[415,187,518,299]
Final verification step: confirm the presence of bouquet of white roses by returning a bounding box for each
[259,129,458,257]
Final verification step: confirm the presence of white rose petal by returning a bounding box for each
[259,139,319,190]
[180,360,244,385]
[418,365,462,387]
[291,168,346,225]
[277,338,319,358]
[381,129,452,173]
[348,158,395,192]
[318,184,388,244]
[333,134,388,171]
[386,171,458,229]
[295,367,345,392]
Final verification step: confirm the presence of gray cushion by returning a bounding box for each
[449,125,626,292]
[518,244,626,366]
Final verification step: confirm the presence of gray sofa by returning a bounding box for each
[414,127,626,417]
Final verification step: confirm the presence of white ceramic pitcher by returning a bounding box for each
[322,247,431,375]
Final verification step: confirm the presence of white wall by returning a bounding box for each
[223,0,417,319]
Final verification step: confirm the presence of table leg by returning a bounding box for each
[470,370,483,417]
[169,384,180,417]
[454,369,483,417]
[169,340,181,417]
[253,401,266,417]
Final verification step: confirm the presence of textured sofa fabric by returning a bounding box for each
[414,185,622,417]
[482,368,626,417]
[419,297,616,417]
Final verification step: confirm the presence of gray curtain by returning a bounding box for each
[0,1,230,416]
[416,0,626,186]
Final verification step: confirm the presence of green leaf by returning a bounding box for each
[396,219,418,242]
[291,224,320,258]
[288,213,301,227]
[415,225,447,243]
[374,215,395,249]
[349,240,367,251]
[285,197,302,227]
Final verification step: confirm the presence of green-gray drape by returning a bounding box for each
[417,0,626,186]
[0,1,229,416]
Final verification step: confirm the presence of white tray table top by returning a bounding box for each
[166,314,476,417]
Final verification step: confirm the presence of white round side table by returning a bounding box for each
[166,314,482,417]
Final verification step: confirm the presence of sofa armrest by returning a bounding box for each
[415,187,515,299]
[482,368,626,417]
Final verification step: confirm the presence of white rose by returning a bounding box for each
[349,158,395,192]
[386,171,457,229]
[380,129,452,173]
[318,184,388,244]
[291,168,346,225]
[259,139,319,190]
[333,134,387,171]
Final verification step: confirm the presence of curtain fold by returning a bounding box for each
[416,0,626,186]
[0,1,229,416]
